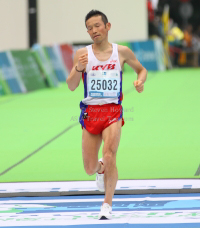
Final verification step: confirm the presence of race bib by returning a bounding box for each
[88,70,120,98]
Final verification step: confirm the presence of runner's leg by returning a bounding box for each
[82,128,103,175]
[102,119,122,206]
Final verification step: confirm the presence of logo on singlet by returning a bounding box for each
[92,64,116,71]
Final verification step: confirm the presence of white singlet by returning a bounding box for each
[81,43,123,105]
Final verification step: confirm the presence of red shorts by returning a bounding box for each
[79,102,125,135]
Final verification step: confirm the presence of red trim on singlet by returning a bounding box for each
[82,72,84,83]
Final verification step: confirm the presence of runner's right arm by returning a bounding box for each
[66,48,88,91]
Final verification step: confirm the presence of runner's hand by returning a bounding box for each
[133,80,144,93]
[77,53,88,71]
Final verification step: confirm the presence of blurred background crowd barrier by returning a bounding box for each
[148,0,200,68]
[0,44,73,95]
[0,39,166,96]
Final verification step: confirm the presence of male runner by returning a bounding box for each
[67,10,147,220]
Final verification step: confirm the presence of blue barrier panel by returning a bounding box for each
[130,39,165,71]
[45,46,68,82]
[0,52,26,94]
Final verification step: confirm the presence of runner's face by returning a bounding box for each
[86,16,110,43]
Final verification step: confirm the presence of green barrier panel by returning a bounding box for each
[0,68,11,95]
[32,44,59,88]
[0,78,5,95]
[117,42,133,72]
[11,50,47,92]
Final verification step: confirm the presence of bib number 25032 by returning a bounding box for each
[88,70,120,98]
[91,79,117,91]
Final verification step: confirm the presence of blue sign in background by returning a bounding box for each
[45,47,67,82]
[0,52,22,93]
[131,41,158,71]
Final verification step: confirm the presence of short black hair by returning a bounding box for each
[85,10,108,27]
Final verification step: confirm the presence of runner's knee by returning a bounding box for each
[84,163,97,176]
[103,152,116,167]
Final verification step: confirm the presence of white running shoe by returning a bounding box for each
[98,203,112,220]
[96,158,105,192]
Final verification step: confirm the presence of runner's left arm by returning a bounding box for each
[121,46,147,93]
